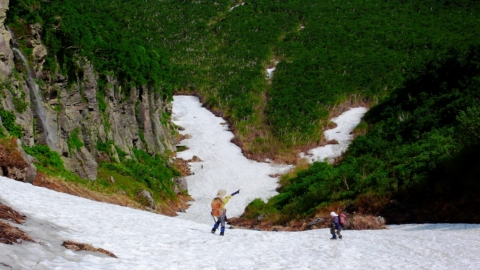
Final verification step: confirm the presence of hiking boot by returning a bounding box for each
[220,231,224,236]
[339,235,342,239]
[211,228,216,234]
[220,226,225,236]
[330,235,337,240]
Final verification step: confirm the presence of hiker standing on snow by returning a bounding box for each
[211,189,240,236]
[330,211,343,240]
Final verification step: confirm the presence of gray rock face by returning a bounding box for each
[174,177,188,194]
[0,1,176,181]
[0,0,14,80]
[136,189,156,209]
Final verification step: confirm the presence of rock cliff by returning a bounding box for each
[0,0,175,180]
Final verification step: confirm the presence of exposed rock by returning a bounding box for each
[173,177,188,193]
[14,139,37,184]
[61,146,98,180]
[0,139,37,184]
[32,44,47,72]
[375,216,386,226]
[325,139,338,145]
[0,1,176,183]
[189,155,202,162]
[136,189,156,209]
[0,0,14,80]
[306,218,325,229]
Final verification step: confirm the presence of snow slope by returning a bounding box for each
[1,178,480,269]
[300,107,368,163]
[1,96,479,269]
[172,96,291,224]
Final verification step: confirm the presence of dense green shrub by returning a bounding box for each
[24,144,64,171]
[8,0,480,148]
[100,148,180,200]
[265,46,480,221]
[0,110,23,138]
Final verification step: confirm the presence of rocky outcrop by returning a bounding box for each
[136,189,156,210]
[0,0,13,80]
[28,23,47,76]
[174,177,188,193]
[0,1,175,180]
[0,138,37,184]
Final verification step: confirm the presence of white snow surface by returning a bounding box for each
[172,95,292,224]
[266,67,276,78]
[1,178,480,269]
[300,107,368,163]
[230,2,245,11]
[1,96,480,269]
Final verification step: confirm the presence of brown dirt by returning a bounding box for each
[0,137,29,169]
[0,203,27,224]
[62,240,117,258]
[174,158,192,176]
[0,220,36,245]
[228,213,386,232]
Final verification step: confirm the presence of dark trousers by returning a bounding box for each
[213,213,226,230]
[330,223,342,237]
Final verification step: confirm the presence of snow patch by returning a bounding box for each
[266,60,279,79]
[230,2,245,11]
[172,96,292,224]
[300,107,368,163]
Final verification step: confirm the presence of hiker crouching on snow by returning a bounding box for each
[330,211,343,240]
[211,189,239,236]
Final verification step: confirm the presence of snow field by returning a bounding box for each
[172,96,292,224]
[1,95,479,269]
[1,178,480,269]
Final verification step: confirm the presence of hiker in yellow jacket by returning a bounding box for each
[211,189,240,236]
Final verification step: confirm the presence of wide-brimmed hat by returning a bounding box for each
[330,211,338,217]
[216,189,227,198]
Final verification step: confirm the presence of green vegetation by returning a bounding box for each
[67,128,84,153]
[0,110,23,138]
[101,149,180,201]
[5,0,480,222]
[24,144,64,171]
[248,47,480,223]
[25,142,181,205]
[8,0,480,154]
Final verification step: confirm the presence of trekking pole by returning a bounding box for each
[211,213,217,223]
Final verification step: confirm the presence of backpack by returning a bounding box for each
[211,198,223,217]
[339,213,347,226]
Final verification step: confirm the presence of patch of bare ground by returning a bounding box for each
[158,194,193,216]
[0,202,36,245]
[0,220,36,245]
[174,158,192,176]
[0,203,26,224]
[33,172,143,209]
[228,213,386,232]
[62,240,117,258]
